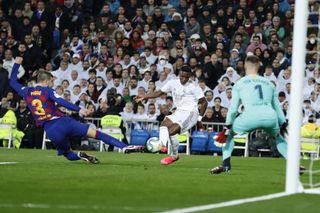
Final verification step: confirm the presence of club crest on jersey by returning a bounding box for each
[31,90,41,96]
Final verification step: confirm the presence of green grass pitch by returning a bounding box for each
[0,149,319,213]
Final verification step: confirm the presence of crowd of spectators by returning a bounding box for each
[0,0,320,148]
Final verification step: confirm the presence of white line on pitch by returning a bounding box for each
[160,192,289,213]
[0,203,164,211]
[0,162,17,165]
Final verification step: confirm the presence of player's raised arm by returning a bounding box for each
[135,80,171,102]
[9,57,27,97]
[135,90,164,102]
[48,89,86,115]
[226,85,241,125]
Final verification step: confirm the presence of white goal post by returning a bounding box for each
[285,0,309,194]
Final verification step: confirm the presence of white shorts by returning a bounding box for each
[166,109,199,133]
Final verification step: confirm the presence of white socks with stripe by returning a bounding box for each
[170,134,179,159]
[159,126,169,147]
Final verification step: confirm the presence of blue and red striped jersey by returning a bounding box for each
[10,63,81,126]
[25,86,65,126]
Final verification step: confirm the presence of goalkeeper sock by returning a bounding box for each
[95,130,127,149]
[160,126,169,147]
[64,151,80,161]
[170,134,179,159]
[222,134,234,160]
[276,135,287,159]
[222,157,231,169]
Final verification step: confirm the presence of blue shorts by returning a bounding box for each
[43,117,89,155]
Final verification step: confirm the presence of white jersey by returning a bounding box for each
[160,79,204,111]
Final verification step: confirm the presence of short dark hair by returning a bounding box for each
[89,69,97,74]
[214,97,222,102]
[278,91,286,97]
[37,71,53,83]
[245,55,260,68]
[205,90,213,95]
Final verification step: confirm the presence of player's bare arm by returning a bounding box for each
[135,90,164,102]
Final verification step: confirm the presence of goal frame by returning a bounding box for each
[285,0,309,194]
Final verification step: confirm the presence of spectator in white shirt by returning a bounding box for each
[221,87,232,108]
[263,65,277,83]
[120,102,135,122]
[147,103,158,121]
[55,85,64,97]
[133,104,149,129]
[80,78,88,93]
[119,54,133,70]
[155,71,168,90]
[157,55,173,73]
[303,77,316,100]
[305,60,316,79]
[99,77,123,101]
[79,60,91,80]
[68,70,80,89]
[71,84,81,103]
[198,79,211,93]
[3,49,25,79]
[121,69,130,87]
[88,69,97,84]
[310,92,320,113]
[213,83,226,98]
[276,67,291,93]
[69,53,83,71]
[52,61,71,86]
[95,62,107,81]
[278,91,287,107]
[129,77,139,96]
[108,77,124,94]
[105,71,114,87]
[140,47,157,65]
[61,79,71,91]
[156,92,167,107]
[218,67,240,84]
[137,56,150,75]
[69,35,83,54]
[205,90,214,107]
[138,71,152,91]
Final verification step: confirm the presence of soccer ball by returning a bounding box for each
[146,137,162,153]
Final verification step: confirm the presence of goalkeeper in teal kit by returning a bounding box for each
[211,55,288,174]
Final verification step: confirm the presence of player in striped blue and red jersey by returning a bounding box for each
[10,57,140,164]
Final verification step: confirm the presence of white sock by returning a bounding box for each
[170,134,179,159]
[159,126,169,147]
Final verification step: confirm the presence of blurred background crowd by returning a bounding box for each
[0,0,319,149]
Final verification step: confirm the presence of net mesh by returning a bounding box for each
[299,1,320,193]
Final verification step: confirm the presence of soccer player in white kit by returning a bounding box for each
[136,66,208,165]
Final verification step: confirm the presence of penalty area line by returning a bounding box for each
[160,192,289,213]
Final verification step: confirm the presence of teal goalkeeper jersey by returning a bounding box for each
[226,75,286,125]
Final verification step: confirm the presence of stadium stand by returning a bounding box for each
[0,0,319,158]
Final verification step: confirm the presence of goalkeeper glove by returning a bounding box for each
[214,125,231,147]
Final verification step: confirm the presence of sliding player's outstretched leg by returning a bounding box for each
[77,151,100,164]
[56,142,100,164]
[87,128,144,153]
[94,130,128,149]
